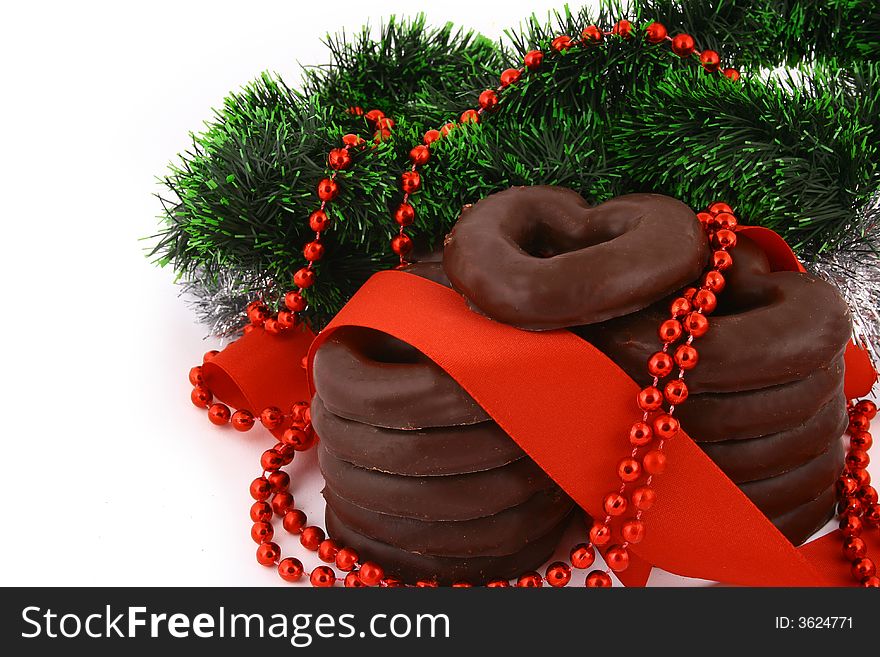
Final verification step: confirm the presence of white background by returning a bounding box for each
[0,0,875,586]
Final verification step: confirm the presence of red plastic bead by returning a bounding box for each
[843,536,867,560]
[852,558,876,580]
[423,129,441,144]
[317,178,339,201]
[267,471,290,493]
[658,318,683,343]
[632,486,657,511]
[618,457,642,483]
[256,542,281,567]
[643,450,667,475]
[335,547,359,572]
[263,317,283,335]
[284,291,306,312]
[629,421,653,447]
[310,565,336,587]
[856,400,877,419]
[524,50,544,70]
[251,521,274,544]
[281,427,313,451]
[300,526,325,551]
[203,349,220,363]
[500,68,521,87]
[478,90,499,111]
[394,203,415,226]
[703,270,726,293]
[283,509,307,534]
[260,449,283,472]
[546,562,572,587]
[840,514,863,537]
[851,431,873,451]
[866,504,880,528]
[344,571,366,588]
[231,409,255,431]
[647,351,675,377]
[249,477,272,501]
[664,379,689,404]
[723,67,740,81]
[250,501,272,523]
[861,576,880,587]
[714,228,738,249]
[585,571,613,587]
[693,289,717,314]
[516,571,543,587]
[308,210,331,233]
[381,577,405,588]
[622,519,646,544]
[376,117,395,131]
[645,22,667,44]
[415,580,438,588]
[409,144,430,166]
[683,312,709,337]
[551,35,574,52]
[847,449,870,471]
[364,109,384,125]
[589,521,612,547]
[440,122,457,136]
[276,311,296,330]
[191,386,212,408]
[278,557,304,582]
[674,344,699,370]
[401,171,421,193]
[342,133,362,146]
[708,202,733,215]
[612,20,633,38]
[317,539,341,563]
[605,545,630,572]
[570,543,596,569]
[391,234,414,257]
[700,49,721,72]
[328,148,351,170]
[460,109,480,124]
[271,492,295,516]
[603,492,628,516]
[581,25,603,43]
[486,579,511,588]
[714,212,737,231]
[854,468,871,487]
[858,485,878,505]
[293,267,315,289]
[670,296,692,317]
[359,561,385,586]
[849,414,870,433]
[637,386,664,412]
[208,402,231,425]
[712,250,733,271]
[188,366,204,386]
[671,34,695,57]
[653,413,680,440]
[259,406,284,430]
[303,240,325,262]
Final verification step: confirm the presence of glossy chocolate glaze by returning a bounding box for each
[311,395,524,476]
[312,326,490,429]
[317,444,554,521]
[323,486,574,557]
[578,235,852,393]
[700,394,848,483]
[443,187,710,330]
[676,358,844,441]
[739,440,845,517]
[770,484,837,546]
[326,505,572,585]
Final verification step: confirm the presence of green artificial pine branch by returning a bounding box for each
[153,2,880,333]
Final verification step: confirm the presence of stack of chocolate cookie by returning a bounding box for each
[582,235,852,544]
[311,322,574,584]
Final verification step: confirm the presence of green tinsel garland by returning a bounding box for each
[152,2,880,334]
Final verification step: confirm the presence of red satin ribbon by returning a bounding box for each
[204,227,877,586]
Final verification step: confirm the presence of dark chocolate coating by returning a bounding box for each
[311,395,524,476]
[326,505,572,585]
[579,235,852,393]
[317,444,554,521]
[400,260,452,288]
[677,358,844,442]
[770,484,837,546]
[312,326,490,429]
[443,187,710,330]
[739,440,845,518]
[323,486,574,557]
[700,394,848,483]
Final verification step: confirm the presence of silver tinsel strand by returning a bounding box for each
[807,247,880,392]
